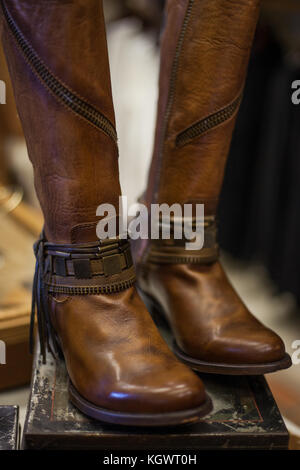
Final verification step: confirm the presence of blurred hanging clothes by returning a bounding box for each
[218,1,300,303]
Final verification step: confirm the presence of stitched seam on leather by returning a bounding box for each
[175,91,243,148]
[49,294,71,304]
[1,0,117,145]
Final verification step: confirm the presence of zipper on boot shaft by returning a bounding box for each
[176,92,243,148]
[1,0,117,144]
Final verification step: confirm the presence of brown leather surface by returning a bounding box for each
[139,262,286,365]
[138,0,288,368]
[50,289,206,413]
[147,0,261,212]
[146,0,188,209]
[1,0,120,244]
[1,0,207,416]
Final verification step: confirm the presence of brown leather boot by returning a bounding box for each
[0,0,212,425]
[137,0,291,375]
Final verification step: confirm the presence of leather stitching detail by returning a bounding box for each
[175,90,243,148]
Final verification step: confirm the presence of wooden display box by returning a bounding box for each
[0,203,42,390]
[23,348,289,450]
[0,405,19,450]
[0,298,32,390]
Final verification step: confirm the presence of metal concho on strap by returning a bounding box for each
[147,216,219,264]
[30,233,136,363]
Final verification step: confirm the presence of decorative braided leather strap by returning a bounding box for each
[43,238,136,294]
[30,233,136,362]
[147,216,219,264]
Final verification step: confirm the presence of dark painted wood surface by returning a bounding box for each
[0,406,19,450]
[23,347,289,450]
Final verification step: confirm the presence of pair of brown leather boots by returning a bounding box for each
[1,0,291,427]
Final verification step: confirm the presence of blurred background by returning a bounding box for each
[0,0,299,449]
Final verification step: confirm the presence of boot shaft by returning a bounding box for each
[1,0,120,243]
[147,0,261,215]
